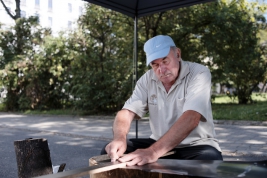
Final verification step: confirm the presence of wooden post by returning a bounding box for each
[14,138,53,178]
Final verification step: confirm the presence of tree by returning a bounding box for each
[200,0,267,103]
[66,4,134,113]
[139,0,267,104]
[17,34,73,110]
[68,0,267,109]
[0,0,22,20]
[0,16,52,110]
[1,0,267,112]
[0,0,26,59]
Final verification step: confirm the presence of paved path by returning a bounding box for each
[0,113,267,161]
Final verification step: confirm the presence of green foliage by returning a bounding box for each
[16,34,73,110]
[0,16,40,68]
[0,17,52,110]
[66,4,133,113]
[1,0,267,114]
[201,0,267,104]
[138,0,267,104]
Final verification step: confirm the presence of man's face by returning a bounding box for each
[150,48,181,86]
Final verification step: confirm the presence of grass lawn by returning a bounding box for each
[212,93,267,121]
[1,93,266,121]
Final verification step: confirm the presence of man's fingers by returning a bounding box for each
[110,157,117,162]
[117,149,159,166]
[109,153,118,162]
[126,157,142,166]
[117,147,125,156]
[118,154,143,166]
[118,153,132,162]
[105,140,126,162]
[118,154,136,163]
[109,146,120,162]
[109,154,119,162]
[137,158,147,166]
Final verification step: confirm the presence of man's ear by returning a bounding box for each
[177,48,181,59]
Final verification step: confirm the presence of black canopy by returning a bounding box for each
[83,0,214,18]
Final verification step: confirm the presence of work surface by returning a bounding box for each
[37,158,267,178]
[127,159,267,178]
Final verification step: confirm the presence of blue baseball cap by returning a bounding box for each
[144,35,176,66]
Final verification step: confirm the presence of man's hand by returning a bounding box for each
[105,138,127,162]
[118,148,159,166]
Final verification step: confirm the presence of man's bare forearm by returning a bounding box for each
[149,110,201,157]
[112,109,135,140]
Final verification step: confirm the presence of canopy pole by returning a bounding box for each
[133,16,138,139]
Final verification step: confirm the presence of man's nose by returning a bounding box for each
[158,64,166,73]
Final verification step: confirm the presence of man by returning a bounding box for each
[101,35,222,166]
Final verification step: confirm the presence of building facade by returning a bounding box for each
[0,0,87,34]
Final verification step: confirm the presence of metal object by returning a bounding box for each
[128,159,267,178]
[58,163,66,173]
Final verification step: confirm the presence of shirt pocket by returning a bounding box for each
[173,97,185,118]
[148,103,158,115]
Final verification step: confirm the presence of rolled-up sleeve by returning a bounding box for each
[123,74,149,118]
[183,70,212,122]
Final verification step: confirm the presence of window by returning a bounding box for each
[48,17,52,27]
[35,0,40,7]
[68,21,72,29]
[21,10,26,18]
[35,12,40,23]
[4,0,11,3]
[79,6,83,15]
[68,3,72,13]
[48,0,52,9]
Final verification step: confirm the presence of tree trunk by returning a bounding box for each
[14,138,53,178]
